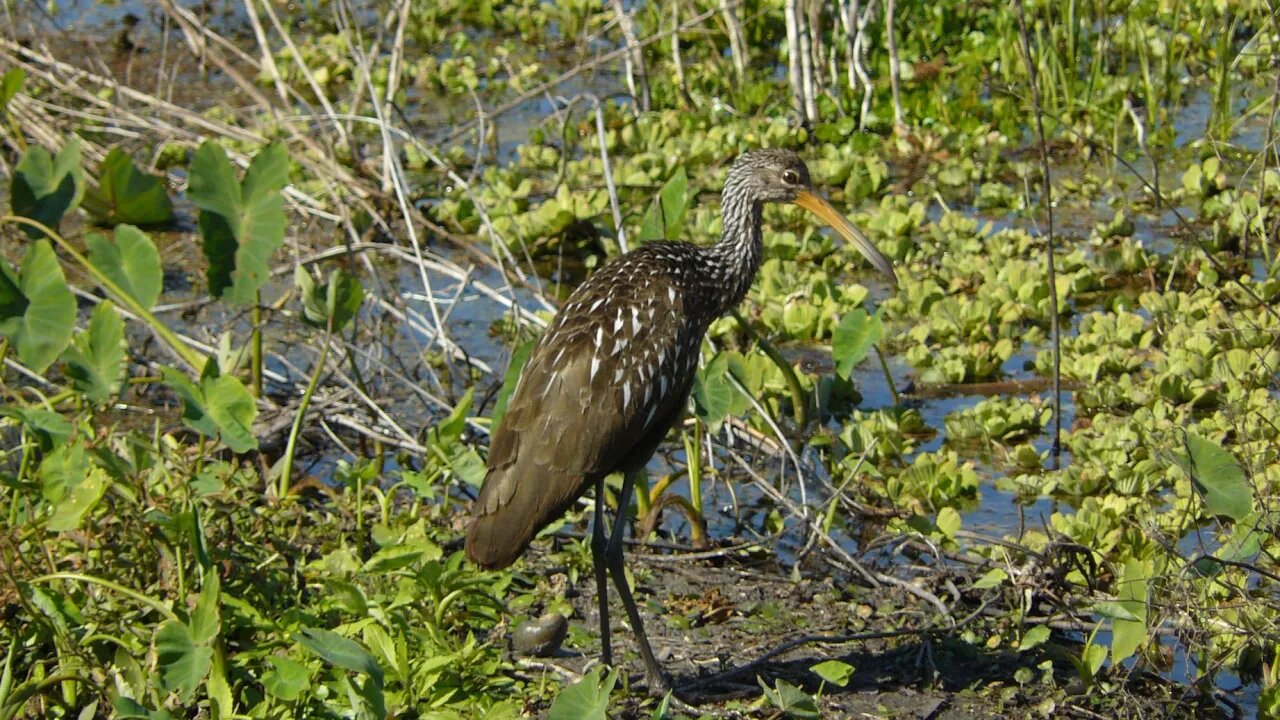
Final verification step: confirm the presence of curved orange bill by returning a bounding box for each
[793,189,898,287]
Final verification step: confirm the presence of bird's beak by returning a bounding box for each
[793,189,898,287]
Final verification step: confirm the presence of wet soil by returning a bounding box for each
[505,547,1217,719]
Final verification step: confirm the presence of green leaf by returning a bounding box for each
[1089,601,1141,623]
[203,374,258,453]
[190,568,221,645]
[758,678,820,719]
[692,352,736,429]
[361,546,424,574]
[491,339,535,428]
[935,506,961,538]
[1019,624,1051,651]
[47,467,109,532]
[1,406,74,451]
[11,136,85,237]
[160,361,258,452]
[63,301,127,404]
[973,568,1008,590]
[39,440,90,503]
[295,627,383,684]
[161,365,219,439]
[548,666,617,720]
[810,659,855,687]
[432,388,474,446]
[0,68,24,111]
[155,620,212,702]
[637,167,690,242]
[1081,641,1107,678]
[1172,431,1253,521]
[1110,558,1150,664]
[262,656,311,701]
[85,225,163,311]
[296,267,364,332]
[112,697,173,720]
[832,308,884,379]
[82,148,174,226]
[188,142,289,304]
[0,240,76,373]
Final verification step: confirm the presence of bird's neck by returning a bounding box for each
[704,190,763,316]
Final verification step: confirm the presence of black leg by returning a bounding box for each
[605,469,671,692]
[591,475,612,668]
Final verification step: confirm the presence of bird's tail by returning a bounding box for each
[464,510,533,570]
[465,465,590,570]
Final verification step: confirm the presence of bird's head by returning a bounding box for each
[729,148,898,286]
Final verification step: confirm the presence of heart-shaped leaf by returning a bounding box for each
[0,241,76,373]
[833,308,883,379]
[638,167,690,242]
[86,224,163,311]
[262,656,310,701]
[63,301,127,404]
[548,666,617,720]
[160,360,258,452]
[47,467,109,532]
[83,148,174,226]
[188,142,288,304]
[155,620,213,701]
[1171,431,1253,521]
[11,136,84,238]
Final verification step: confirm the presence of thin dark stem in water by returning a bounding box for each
[1014,0,1062,467]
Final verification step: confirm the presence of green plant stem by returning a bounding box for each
[1013,2,1063,468]
[0,215,206,371]
[279,331,332,498]
[873,345,899,405]
[731,310,808,427]
[252,301,264,398]
[29,573,179,622]
[687,421,704,516]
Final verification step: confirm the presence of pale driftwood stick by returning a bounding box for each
[806,0,826,89]
[258,0,351,148]
[719,0,748,81]
[785,0,805,121]
[610,0,651,114]
[853,0,877,129]
[797,0,819,123]
[241,0,289,105]
[438,1,736,146]
[335,0,458,368]
[886,0,905,128]
[671,0,690,106]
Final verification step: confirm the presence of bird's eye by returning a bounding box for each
[782,169,800,185]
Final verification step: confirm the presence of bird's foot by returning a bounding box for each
[643,670,672,698]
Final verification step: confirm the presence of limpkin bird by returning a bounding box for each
[466,149,897,689]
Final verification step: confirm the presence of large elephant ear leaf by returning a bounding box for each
[86,225,163,311]
[187,142,288,305]
[0,241,76,373]
[63,301,128,405]
[1171,431,1253,522]
[82,148,174,226]
[11,136,85,238]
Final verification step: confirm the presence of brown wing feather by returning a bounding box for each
[466,252,699,569]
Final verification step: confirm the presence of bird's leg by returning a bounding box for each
[591,475,613,668]
[605,469,671,692]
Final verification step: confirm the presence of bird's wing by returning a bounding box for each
[467,273,696,568]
